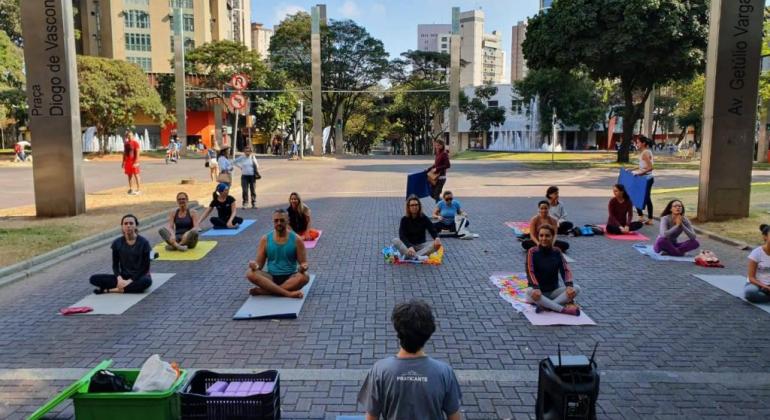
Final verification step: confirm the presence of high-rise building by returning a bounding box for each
[417,24,452,52]
[417,10,505,86]
[251,23,273,59]
[510,21,527,83]
[75,0,251,74]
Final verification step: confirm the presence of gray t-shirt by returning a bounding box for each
[357,356,461,420]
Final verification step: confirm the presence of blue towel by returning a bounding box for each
[617,168,652,209]
[406,171,431,199]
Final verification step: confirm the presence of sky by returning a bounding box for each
[251,0,541,82]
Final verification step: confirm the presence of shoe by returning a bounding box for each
[251,203,257,209]
[242,202,248,209]
[130,190,141,195]
[560,305,581,317]
[127,189,133,195]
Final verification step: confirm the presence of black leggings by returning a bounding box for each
[430,178,447,202]
[210,216,244,229]
[89,274,152,293]
[557,221,574,235]
[522,239,570,252]
[241,175,256,205]
[636,177,654,219]
[605,222,643,235]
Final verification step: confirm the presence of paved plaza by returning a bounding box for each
[1,157,770,419]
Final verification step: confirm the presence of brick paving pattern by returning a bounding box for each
[1,158,769,419]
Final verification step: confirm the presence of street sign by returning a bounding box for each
[230,73,249,90]
[229,93,247,110]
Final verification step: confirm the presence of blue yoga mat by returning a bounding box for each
[406,171,431,199]
[201,219,256,237]
[617,168,652,209]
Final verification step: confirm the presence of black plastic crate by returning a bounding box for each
[180,370,280,420]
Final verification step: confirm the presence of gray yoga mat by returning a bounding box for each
[693,274,770,315]
[66,273,175,315]
[234,274,316,320]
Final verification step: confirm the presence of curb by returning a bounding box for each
[652,216,751,251]
[0,204,203,289]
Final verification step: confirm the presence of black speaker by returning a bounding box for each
[536,346,600,420]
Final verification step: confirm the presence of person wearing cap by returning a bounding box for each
[198,183,243,229]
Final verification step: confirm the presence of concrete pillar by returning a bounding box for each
[173,7,187,149]
[20,0,85,217]
[311,6,323,156]
[448,7,460,150]
[642,87,655,138]
[698,0,764,221]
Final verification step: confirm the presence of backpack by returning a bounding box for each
[571,224,603,237]
[89,370,132,393]
[695,250,724,268]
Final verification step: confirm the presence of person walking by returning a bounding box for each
[122,130,142,195]
[234,145,260,208]
[633,135,655,224]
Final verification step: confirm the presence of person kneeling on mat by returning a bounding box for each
[522,200,569,252]
[89,214,152,294]
[654,199,699,256]
[746,224,770,303]
[546,186,573,235]
[393,195,441,261]
[246,209,309,298]
[358,299,462,420]
[158,192,200,251]
[432,190,472,238]
[198,183,243,229]
[287,192,320,241]
[606,184,643,235]
[525,224,581,316]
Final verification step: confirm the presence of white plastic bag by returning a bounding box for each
[132,354,178,392]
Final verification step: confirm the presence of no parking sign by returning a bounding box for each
[230,73,249,90]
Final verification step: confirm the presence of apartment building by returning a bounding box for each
[251,23,273,59]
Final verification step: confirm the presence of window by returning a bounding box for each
[511,99,525,114]
[488,100,499,108]
[127,56,152,72]
[125,33,151,51]
[170,36,195,52]
[125,0,149,5]
[169,0,193,9]
[124,10,149,29]
[441,43,447,49]
[183,14,194,31]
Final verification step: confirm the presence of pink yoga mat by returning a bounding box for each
[303,230,323,249]
[598,224,649,241]
[505,221,530,234]
[523,308,596,326]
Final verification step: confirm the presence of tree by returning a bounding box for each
[270,13,391,151]
[78,56,167,153]
[460,83,506,146]
[523,0,708,162]
[345,93,391,154]
[185,40,267,103]
[0,29,25,147]
[251,70,298,135]
[671,74,705,148]
[0,0,21,47]
[515,68,605,143]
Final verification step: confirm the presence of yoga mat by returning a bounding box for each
[201,219,256,237]
[233,274,316,320]
[489,273,595,325]
[618,168,653,209]
[693,274,770,315]
[152,241,217,261]
[504,221,530,236]
[633,243,695,262]
[303,230,323,249]
[66,273,175,315]
[406,171,431,199]
[599,225,649,241]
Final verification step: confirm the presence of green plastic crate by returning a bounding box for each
[29,360,188,420]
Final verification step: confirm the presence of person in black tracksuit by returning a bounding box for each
[525,224,581,316]
[392,195,442,260]
[89,214,152,294]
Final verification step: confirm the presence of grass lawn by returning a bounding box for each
[0,179,235,268]
[651,183,770,246]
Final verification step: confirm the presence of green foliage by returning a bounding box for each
[524,0,709,162]
[252,70,298,135]
[0,0,21,47]
[345,93,390,154]
[270,13,391,151]
[185,40,267,98]
[515,68,604,135]
[671,74,705,146]
[0,29,25,127]
[460,83,506,138]
[77,56,167,152]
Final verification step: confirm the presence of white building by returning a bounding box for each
[416,24,452,52]
[251,23,273,59]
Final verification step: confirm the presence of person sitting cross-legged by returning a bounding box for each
[521,200,570,252]
[653,199,699,256]
[245,209,309,298]
[89,214,152,294]
[198,183,243,229]
[287,192,320,241]
[525,224,581,316]
[393,195,441,260]
[158,192,200,251]
[357,299,462,420]
[746,224,770,303]
[432,190,471,237]
[546,186,574,235]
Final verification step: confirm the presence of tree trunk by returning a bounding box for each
[676,125,687,145]
[757,103,770,163]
